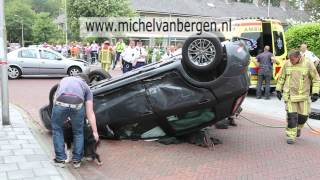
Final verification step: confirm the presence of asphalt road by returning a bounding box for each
[9,77,60,124]
[8,73,320,179]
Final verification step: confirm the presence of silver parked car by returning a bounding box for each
[7,47,90,79]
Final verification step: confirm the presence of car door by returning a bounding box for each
[17,49,40,75]
[39,50,66,75]
[143,71,216,135]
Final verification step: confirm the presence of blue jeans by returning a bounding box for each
[51,104,85,161]
[256,74,271,97]
[113,52,122,70]
[134,62,146,68]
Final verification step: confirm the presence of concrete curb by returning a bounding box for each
[12,104,79,180]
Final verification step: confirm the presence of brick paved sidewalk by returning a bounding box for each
[0,105,75,180]
[74,110,320,180]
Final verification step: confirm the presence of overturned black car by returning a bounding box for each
[40,34,250,145]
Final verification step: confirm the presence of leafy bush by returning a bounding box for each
[285,23,320,57]
[146,47,153,64]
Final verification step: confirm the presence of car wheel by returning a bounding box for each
[8,66,21,79]
[68,66,82,76]
[88,69,112,84]
[48,84,59,116]
[182,34,222,72]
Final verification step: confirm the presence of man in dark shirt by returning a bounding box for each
[255,46,276,99]
[51,73,99,168]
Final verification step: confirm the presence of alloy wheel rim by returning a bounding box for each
[70,68,80,76]
[187,39,216,67]
[8,67,19,78]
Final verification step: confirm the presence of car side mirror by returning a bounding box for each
[56,57,62,60]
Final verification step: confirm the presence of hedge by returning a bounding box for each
[285,23,320,57]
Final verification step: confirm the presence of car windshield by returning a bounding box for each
[240,32,263,57]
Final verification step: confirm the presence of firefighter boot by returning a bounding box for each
[297,125,303,138]
[286,113,298,144]
[297,114,308,137]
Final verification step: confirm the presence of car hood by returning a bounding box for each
[66,58,87,63]
[65,58,89,65]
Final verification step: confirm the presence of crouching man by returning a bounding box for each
[51,73,99,168]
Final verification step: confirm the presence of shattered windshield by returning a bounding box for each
[240,32,263,57]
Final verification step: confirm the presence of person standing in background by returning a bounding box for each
[99,41,113,72]
[120,40,139,73]
[133,40,148,68]
[70,42,79,59]
[113,38,126,70]
[84,43,91,63]
[61,44,69,57]
[300,44,320,74]
[300,44,319,63]
[161,46,172,60]
[254,46,276,100]
[90,41,99,64]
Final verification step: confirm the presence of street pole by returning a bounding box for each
[65,0,68,45]
[0,0,10,125]
[168,13,171,46]
[21,22,24,47]
[267,0,270,18]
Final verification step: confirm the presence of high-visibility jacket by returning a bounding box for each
[115,42,125,53]
[99,47,113,64]
[276,57,320,102]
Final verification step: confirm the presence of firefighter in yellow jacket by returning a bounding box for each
[276,50,320,144]
[99,41,113,72]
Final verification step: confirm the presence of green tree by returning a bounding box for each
[285,23,320,56]
[32,13,64,43]
[31,0,63,16]
[5,0,36,44]
[305,0,320,21]
[67,0,136,40]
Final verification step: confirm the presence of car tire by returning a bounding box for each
[88,69,112,84]
[8,66,22,79]
[67,66,82,76]
[182,33,222,72]
[48,84,59,116]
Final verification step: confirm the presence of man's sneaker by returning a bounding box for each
[287,139,296,144]
[53,158,66,168]
[297,129,301,137]
[73,160,81,168]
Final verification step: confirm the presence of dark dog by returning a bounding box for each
[64,118,102,165]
